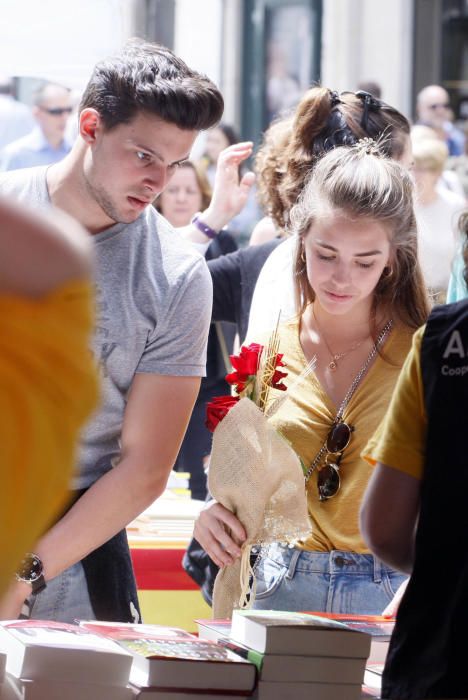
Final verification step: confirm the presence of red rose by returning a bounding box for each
[205,395,240,433]
[225,343,263,393]
[271,368,288,391]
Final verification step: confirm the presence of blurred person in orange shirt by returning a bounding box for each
[0,198,98,608]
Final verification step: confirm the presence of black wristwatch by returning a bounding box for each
[15,553,47,595]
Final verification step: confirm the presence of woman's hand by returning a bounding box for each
[202,142,256,232]
[193,499,247,568]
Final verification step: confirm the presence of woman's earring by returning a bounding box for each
[300,247,306,264]
[382,265,393,279]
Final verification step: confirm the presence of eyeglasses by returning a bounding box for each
[428,103,450,110]
[39,107,73,116]
[317,421,354,501]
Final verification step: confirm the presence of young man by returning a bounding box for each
[0,40,224,623]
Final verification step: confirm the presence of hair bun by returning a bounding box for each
[355,137,382,156]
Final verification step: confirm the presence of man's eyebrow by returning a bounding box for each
[315,240,383,256]
[172,154,191,166]
[132,142,190,166]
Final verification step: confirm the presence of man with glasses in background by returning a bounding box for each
[416,83,465,156]
[0,81,73,171]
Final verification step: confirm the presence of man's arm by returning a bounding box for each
[0,373,200,617]
[360,462,420,574]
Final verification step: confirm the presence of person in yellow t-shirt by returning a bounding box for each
[360,213,468,698]
[194,142,431,615]
[0,198,98,607]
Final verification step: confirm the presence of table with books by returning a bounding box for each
[127,489,211,632]
[0,612,392,699]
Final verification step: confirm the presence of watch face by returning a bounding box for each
[17,553,43,582]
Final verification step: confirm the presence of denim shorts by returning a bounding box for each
[27,561,96,624]
[252,543,407,615]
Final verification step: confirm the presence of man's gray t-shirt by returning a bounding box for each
[0,167,213,489]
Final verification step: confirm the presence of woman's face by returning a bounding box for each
[304,211,391,317]
[205,128,230,164]
[157,166,203,227]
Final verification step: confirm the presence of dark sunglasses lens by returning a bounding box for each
[48,108,72,115]
[327,422,351,453]
[318,464,340,501]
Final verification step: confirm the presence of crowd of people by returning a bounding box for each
[1,40,467,700]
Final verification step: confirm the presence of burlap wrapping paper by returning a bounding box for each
[208,396,310,619]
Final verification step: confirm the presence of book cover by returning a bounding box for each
[126,637,256,692]
[230,610,371,659]
[0,620,132,685]
[304,612,395,639]
[79,621,195,641]
[79,624,256,693]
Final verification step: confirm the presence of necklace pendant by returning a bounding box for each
[328,360,337,372]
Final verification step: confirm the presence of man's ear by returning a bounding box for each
[79,108,102,145]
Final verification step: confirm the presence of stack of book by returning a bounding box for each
[79,621,257,700]
[0,619,134,699]
[308,613,395,665]
[127,490,204,544]
[197,610,372,700]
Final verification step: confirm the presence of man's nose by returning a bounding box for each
[144,165,172,196]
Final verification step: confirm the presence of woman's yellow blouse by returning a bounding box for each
[0,281,98,596]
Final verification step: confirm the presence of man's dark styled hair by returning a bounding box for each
[79,39,224,131]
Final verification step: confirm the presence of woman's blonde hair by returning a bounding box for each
[291,141,430,331]
[412,137,449,174]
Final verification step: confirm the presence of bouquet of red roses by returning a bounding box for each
[205,341,288,433]
[204,328,313,618]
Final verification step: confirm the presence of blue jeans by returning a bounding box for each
[252,543,407,615]
[27,562,96,624]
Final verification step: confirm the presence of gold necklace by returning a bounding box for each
[311,306,367,372]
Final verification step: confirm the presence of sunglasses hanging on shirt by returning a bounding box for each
[303,319,393,501]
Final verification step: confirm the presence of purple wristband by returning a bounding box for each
[191,214,219,240]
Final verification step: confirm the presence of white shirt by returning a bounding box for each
[415,187,466,290]
[246,236,298,339]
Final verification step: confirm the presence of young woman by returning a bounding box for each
[246,87,414,336]
[193,141,430,616]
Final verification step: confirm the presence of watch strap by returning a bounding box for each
[30,574,47,595]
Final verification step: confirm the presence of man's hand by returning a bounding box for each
[193,500,247,568]
[0,579,31,620]
[202,142,255,232]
